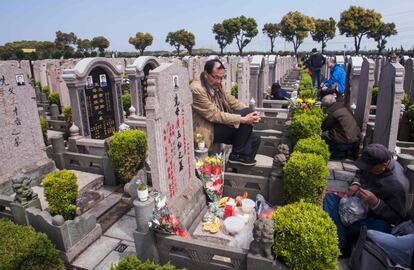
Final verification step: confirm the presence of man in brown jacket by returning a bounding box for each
[191,59,261,166]
[321,94,362,159]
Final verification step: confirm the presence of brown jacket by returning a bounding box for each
[190,73,246,150]
[322,102,361,144]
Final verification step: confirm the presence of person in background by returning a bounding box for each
[305,48,326,89]
[270,82,291,100]
[323,143,409,255]
[190,59,261,166]
[320,58,346,101]
[320,94,361,159]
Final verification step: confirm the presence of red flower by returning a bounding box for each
[211,165,222,175]
[212,179,222,186]
[169,215,179,227]
[173,228,189,237]
[201,164,212,174]
[303,104,309,110]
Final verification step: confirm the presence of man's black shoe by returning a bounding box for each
[228,154,257,166]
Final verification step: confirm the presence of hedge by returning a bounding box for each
[42,170,78,220]
[283,152,328,204]
[108,130,148,184]
[0,218,64,270]
[289,112,322,140]
[273,200,340,270]
[294,135,330,163]
[110,255,179,270]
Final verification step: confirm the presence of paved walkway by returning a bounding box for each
[71,209,136,270]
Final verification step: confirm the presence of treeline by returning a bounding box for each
[0,6,403,60]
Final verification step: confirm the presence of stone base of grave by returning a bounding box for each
[62,224,102,263]
[0,158,56,195]
[247,254,289,270]
[10,198,41,225]
[134,230,159,262]
[168,178,206,230]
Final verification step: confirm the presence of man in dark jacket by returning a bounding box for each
[324,143,409,253]
[321,94,361,159]
[306,48,326,89]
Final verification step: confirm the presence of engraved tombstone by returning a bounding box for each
[373,62,405,152]
[237,59,250,105]
[349,56,363,106]
[0,61,55,194]
[145,62,204,228]
[62,58,123,139]
[249,55,264,106]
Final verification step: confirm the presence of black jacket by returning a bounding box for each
[306,53,326,69]
[322,102,362,144]
[354,159,409,225]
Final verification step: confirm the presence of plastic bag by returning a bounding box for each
[339,196,369,226]
[256,194,276,219]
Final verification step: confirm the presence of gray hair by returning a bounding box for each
[321,95,336,108]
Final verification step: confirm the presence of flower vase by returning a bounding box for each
[198,142,205,150]
[137,188,149,202]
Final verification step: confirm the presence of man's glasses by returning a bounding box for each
[210,73,226,81]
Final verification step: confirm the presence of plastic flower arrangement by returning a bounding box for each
[196,154,225,202]
[150,194,189,237]
[195,133,205,144]
[288,97,317,116]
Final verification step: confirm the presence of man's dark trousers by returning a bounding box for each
[213,108,260,159]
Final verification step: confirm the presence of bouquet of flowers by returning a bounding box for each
[288,97,318,116]
[196,154,225,202]
[150,194,188,237]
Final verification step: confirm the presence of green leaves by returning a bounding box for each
[221,16,258,55]
[166,29,195,56]
[311,18,336,53]
[212,23,234,55]
[294,135,330,163]
[367,22,397,55]
[0,219,65,270]
[262,23,281,53]
[91,36,110,53]
[337,6,382,54]
[272,200,340,270]
[280,11,315,55]
[108,130,148,184]
[42,170,78,220]
[284,152,328,204]
[129,32,154,55]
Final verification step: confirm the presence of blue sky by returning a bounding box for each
[1,0,413,53]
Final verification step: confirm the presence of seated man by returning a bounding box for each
[190,59,261,166]
[324,144,409,254]
[321,94,361,159]
[270,82,291,100]
[320,58,346,101]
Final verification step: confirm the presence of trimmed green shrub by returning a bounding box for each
[122,94,131,116]
[272,200,340,270]
[110,255,179,270]
[39,116,48,145]
[402,93,410,108]
[121,82,130,94]
[47,92,60,106]
[298,88,317,99]
[294,135,330,163]
[283,152,328,204]
[289,112,322,140]
[231,83,238,98]
[0,218,64,270]
[35,80,41,87]
[42,170,78,220]
[64,105,72,126]
[42,85,50,97]
[108,130,148,184]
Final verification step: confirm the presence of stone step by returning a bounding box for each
[71,170,104,194]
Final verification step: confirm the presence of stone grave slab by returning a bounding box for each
[104,214,136,242]
[0,61,55,194]
[145,62,203,228]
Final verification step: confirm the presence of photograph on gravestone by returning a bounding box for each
[0,61,54,193]
[85,67,116,139]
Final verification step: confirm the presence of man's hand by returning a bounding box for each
[241,112,261,125]
[347,183,360,197]
[357,188,379,207]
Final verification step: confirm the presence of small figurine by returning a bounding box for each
[249,218,274,259]
[11,173,38,204]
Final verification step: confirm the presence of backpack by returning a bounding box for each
[350,227,410,270]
